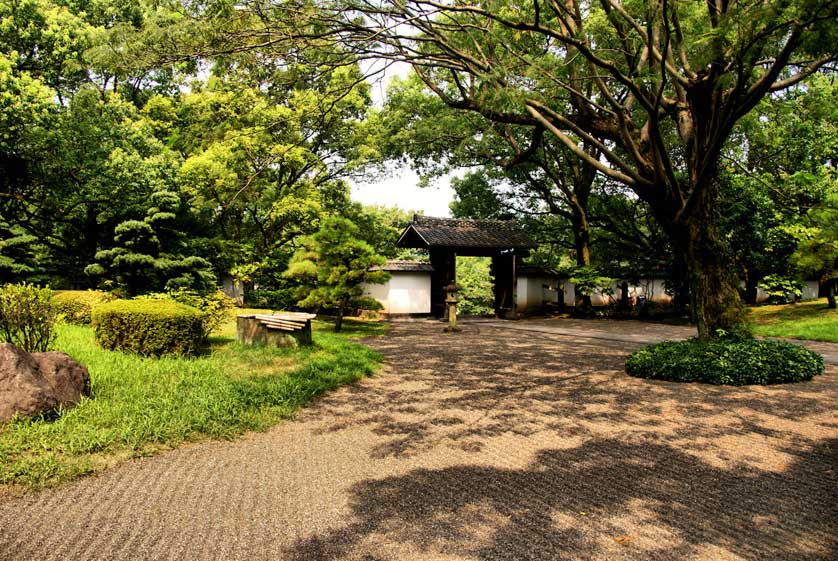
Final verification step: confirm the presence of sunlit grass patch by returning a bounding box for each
[0,313,385,489]
[749,299,838,343]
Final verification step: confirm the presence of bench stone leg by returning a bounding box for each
[236,317,313,347]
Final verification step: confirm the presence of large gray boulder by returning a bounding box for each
[0,343,90,422]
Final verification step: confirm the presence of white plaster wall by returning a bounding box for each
[562,281,576,307]
[516,276,561,310]
[562,278,673,307]
[625,279,673,304]
[221,276,245,305]
[753,280,821,303]
[802,280,820,301]
[364,281,391,311]
[516,276,529,309]
[562,278,819,308]
[363,272,431,314]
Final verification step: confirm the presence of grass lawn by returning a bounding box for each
[750,298,838,343]
[0,312,384,490]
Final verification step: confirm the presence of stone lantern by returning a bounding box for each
[443,282,462,332]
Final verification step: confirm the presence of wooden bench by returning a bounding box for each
[236,312,317,347]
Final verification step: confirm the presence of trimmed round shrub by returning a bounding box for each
[92,300,204,356]
[53,290,115,324]
[625,338,824,385]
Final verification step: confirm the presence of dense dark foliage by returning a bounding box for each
[625,338,824,386]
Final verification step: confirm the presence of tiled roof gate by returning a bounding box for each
[396,215,537,318]
[398,216,537,251]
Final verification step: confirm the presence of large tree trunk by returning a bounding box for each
[682,220,747,339]
[669,170,748,340]
[826,278,836,309]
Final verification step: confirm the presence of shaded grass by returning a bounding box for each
[0,314,385,489]
[749,299,838,343]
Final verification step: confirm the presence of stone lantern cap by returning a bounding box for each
[444,283,460,303]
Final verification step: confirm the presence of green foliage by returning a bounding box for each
[456,256,495,315]
[346,204,417,258]
[0,318,384,488]
[284,217,389,331]
[0,220,46,283]
[0,283,57,352]
[758,275,804,304]
[91,299,203,356]
[625,338,824,386]
[172,62,376,292]
[569,267,616,299]
[52,290,116,325]
[86,187,216,296]
[0,1,377,296]
[723,74,838,300]
[141,288,236,341]
[245,288,299,311]
[793,189,838,304]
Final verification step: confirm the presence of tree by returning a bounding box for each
[0,1,381,295]
[794,190,838,309]
[264,0,838,338]
[284,217,389,331]
[172,62,377,294]
[455,256,495,315]
[718,73,838,303]
[85,187,216,296]
[344,204,417,257]
[381,74,599,273]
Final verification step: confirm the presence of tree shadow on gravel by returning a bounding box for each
[315,323,836,460]
[284,437,838,561]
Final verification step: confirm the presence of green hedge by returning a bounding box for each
[625,338,824,385]
[53,290,115,324]
[92,300,204,356]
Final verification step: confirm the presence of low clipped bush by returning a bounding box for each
[0,283,57,352]
[159,288,235,341]
[136,289,235,341]
[92,300,204,356]
[625,337,824,385]
[52,290,115,324]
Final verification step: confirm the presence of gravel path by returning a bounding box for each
[1,321,836,561]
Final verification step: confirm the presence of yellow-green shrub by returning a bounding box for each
[0,283,57,352]
[53,290,115,324]
[92,300,203,356]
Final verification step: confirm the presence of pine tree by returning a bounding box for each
[285,217,389,332]
[85,188,215,296]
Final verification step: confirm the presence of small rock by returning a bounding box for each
[0,343,90,422]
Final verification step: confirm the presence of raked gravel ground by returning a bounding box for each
[1,320,836,561]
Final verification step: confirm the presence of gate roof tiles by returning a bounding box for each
[398,216,537,250]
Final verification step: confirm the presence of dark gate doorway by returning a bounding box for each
[397,216,537,318]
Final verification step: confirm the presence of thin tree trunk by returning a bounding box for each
[743,273,759,305]
[827,279,837,309]
[572,212,593,310]
[334,306,344,332]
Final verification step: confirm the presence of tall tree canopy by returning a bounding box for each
[0,0,381,298]
[249,0,837,337]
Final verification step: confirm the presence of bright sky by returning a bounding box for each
[350,170,455,217]
[349,60,456,218]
